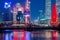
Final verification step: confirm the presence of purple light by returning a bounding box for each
[10,33,13,40]
[4,33,9,40]
[25,31,31,40]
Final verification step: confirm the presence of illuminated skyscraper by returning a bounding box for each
[45,0,58,26]
[13,6,18,24]
[39,10,43,20]
[56,0,60,23]
[38,10,49,27]
[56,0,60,14]
[51,0,58,26]
[45,0,51,19]
[45,0,51,26]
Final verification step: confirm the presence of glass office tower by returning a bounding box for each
[56,0,60,23]
[45,0,51,26]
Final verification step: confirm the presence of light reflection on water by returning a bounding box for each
[0,30,60,40]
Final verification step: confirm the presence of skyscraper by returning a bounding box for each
[45,0,51,26]
[13,6,18,24]
[56,0,60,14]
[56,0,60,23]
[45,0,51,19]
[50,0,58,26]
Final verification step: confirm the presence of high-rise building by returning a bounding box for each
[45,0,51,26]
[56,0,60,14]
[50,0,58,26]
[45,0,51,19]
[39,10,43,20]
[38,10,49,27]
[13,6,18,24]
[56,0,60,23]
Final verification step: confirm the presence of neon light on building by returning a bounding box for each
[50,0,58,26]
[51,0,58,39]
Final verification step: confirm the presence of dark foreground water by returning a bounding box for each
[0,30,60,40]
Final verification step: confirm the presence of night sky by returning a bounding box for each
[0,0,45,21]
[30,0,45,21]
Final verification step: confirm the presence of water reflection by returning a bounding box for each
[0,30,60,40]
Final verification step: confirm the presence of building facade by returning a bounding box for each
[56,0,60,23]
[45,0,51,26]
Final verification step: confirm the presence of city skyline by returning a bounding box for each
[0,0,45,21]
[0,0,60,22]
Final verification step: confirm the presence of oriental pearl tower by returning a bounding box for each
[24,0,31,25]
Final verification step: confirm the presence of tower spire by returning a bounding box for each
[24,0,31,25]
[25,0,30,10]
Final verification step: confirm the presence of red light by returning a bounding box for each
[50,4,58,26]
[13,30,18,40]
[20,30,25,40]
[51,31,58,40]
